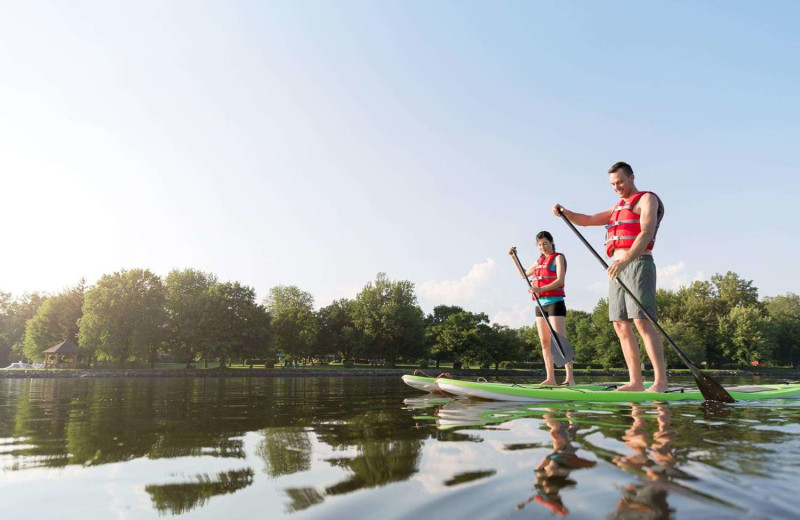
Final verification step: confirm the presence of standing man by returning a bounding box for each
[553,162,667,392]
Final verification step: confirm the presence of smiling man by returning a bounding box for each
[552,162,667,392]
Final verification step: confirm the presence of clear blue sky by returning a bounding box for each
[1,1,798,327]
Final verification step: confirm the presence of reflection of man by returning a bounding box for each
[554,162,667,392]
[516,411,596,516]
[606,405,680,520]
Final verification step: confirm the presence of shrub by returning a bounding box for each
[343,359,355,368]
[418,359,429,369]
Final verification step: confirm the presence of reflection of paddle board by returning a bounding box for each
[434,377,800,402]
[432,398,625,430]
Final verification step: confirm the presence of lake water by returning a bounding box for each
[1,376,799,519]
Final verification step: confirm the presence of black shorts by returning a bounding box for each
[535,300,567,317]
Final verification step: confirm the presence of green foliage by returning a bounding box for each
[265,285,318,360]
[0,291,47,365]
[205,282,272,366]
[658,319,706,368]
[764,293,800,369]
[317,298,360,360]
[718,305,773,366]
[425,307,487,365]
[351,273,426,364]
[23,280,85,362]
[476,323,525,369]
[78,269,167,368]
[165,269,218,367]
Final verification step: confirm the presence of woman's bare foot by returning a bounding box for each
[562,379,576,386]
[540,379,557,386]
[615,382,645,392]
[645,383,669,393]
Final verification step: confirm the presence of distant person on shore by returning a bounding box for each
[553,161,667,392]
[509,231,575,386]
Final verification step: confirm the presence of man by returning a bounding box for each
[553,162,667,392]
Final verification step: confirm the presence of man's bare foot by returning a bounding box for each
[540,379,557,386]
[645,383,669,393]
[615,382,645,392]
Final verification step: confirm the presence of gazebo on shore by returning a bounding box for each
[43,340,82,369]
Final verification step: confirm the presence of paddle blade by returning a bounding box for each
[550,332,574,368]
[690,366,735,403]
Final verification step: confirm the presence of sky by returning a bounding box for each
[1,1,798,327]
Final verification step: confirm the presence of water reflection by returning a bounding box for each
[2,378,800,519]
[146,468,255,515]
[422,398,745,519]
[0,377,429,517]
[516,411,596,516]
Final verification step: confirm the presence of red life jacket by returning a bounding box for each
[532,253,565,298]
[605,191,664,256]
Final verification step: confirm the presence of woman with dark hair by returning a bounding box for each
[511,231,576,386]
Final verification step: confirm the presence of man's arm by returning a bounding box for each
[553,204,615,226]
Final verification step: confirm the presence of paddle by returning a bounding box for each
[556,209,735,403]
[509,247,575,367]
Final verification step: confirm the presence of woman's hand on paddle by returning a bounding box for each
[508,246,517,256]
[552,204,566,217]
[528,286,540,294]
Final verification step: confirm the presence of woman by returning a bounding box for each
[511,231,575,386]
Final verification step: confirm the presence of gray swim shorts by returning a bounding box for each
[608,256,657,321]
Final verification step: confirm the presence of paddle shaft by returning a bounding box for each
[557,210,734,402]
[511,249,568,360]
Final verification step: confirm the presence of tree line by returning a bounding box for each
[1,269,798,370]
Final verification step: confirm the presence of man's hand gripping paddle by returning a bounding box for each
[509,247,574,367]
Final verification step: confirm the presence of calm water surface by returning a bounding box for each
[1,376,799,519]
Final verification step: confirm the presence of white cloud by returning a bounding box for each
[587,280,606,293]
[418,258,496,307]
[491,305,534,328]
[657,261,704,290]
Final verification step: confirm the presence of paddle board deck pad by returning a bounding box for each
[432,378,800,402]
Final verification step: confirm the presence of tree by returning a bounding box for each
[205,282,272,367]
[657,319,706,368]
[589,299,623,369]
[564,309,597,367]
[711,271,760,314]
[317,298,360,361]
[763,293,800,370]
[425,305,465,367]
[165,269,218,367]
[673,281,725,367]
[477,323,524,369]
[0,291,47,365]
[23,280,85,362]
[351,273,425,366]
[78,269,166,368]
[428,309,488,367]
[264,285,317,362]
[717,305,773,367]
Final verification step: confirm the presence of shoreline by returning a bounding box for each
[0,368,785,379]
